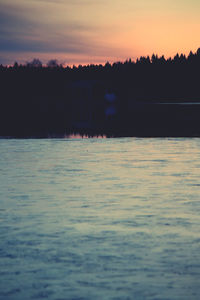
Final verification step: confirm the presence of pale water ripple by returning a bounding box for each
[0,138,200,299]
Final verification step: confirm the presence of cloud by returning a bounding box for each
[0,1,105,57]
[33,0,104,5]
[0,0,138,64]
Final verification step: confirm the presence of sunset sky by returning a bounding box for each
[0,0,200,65]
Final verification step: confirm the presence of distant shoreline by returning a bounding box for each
[1,48,200,138]
[1,100,200,138]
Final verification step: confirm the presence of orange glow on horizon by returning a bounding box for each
[1,0,200,66]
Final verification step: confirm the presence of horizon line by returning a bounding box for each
[1,47,200,68]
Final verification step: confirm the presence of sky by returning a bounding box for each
[0,0,200,66]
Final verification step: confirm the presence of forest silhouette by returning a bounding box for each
[1,49,200,137]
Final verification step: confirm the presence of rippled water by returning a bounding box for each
[1,138,200,300]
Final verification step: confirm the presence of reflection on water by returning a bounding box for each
[65,134,107,139]
[0,138,200,300]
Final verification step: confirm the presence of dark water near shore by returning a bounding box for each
[0,138,200,300]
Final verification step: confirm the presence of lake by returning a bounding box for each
[0,138,200,300]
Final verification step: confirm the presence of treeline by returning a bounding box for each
[0,49,200,137]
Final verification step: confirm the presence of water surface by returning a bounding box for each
[0,138,200,300]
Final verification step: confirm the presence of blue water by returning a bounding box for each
[0,138,200,300]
